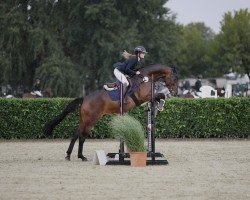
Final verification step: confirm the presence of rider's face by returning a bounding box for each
[139,52,145,59]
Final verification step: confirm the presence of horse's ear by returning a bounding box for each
[122,50,132,60]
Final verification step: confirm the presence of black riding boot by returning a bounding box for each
[123,85,128,103]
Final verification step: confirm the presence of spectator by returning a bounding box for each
[183,80,191,91]
[6,84,14,98]
[194,75,202,92]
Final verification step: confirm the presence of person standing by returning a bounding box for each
[194,75,202,92]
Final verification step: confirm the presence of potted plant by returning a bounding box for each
[111,114,147,167]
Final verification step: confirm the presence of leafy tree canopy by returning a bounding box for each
[0,2,249,96]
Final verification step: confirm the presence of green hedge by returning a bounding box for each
[156,98,250,138]
[0,97,249,139]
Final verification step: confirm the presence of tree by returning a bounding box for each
[0,1,33,87]
[0,0,182,96]
[68,0,139,94]
[0,1,82,96]
[117,0,182,66]
[211,9,250,76]
[176,23,215,77]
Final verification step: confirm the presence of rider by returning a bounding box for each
[113,46,148,102]
[32,78,43,97]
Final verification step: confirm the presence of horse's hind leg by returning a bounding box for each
[65,114,88,161]
[77,124,93,161]
[65,132,78,161]
[77,115,102,161]
[65,131,87,161]
[75,119,88,161]
[77,135,87,161]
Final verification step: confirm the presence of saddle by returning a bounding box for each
[103,77,140,104]
[103,82,118,91]
[103,78,133,92]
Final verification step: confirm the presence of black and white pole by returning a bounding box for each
[119,80,124,162]
[147,75,156,162]
[147,101,152,153]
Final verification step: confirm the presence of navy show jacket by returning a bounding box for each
[114,55,139,77]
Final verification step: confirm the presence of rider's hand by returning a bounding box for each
[136,71,140,75]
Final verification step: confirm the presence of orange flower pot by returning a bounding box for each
[130,152,147,167]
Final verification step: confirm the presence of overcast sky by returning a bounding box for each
[166,0,250,33]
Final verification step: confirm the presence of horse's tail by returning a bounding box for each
[43,97,84,137]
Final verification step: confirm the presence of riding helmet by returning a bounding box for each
[134,46,148,54]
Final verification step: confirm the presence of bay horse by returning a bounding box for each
[43,64,178,161]
[22,88,52,98]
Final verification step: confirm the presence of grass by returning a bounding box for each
[110,114,146,152]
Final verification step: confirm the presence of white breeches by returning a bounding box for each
[34,91,42,97]
[114,68,129,87]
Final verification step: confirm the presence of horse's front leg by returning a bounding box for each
[154,93,166,102]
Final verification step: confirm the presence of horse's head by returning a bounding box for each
[138,65,178,101]
[162,67,178,97]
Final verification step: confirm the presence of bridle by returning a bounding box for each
[136,68,178,97]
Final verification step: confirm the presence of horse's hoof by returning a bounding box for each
[65,155,70,161]
[78,155,88,161]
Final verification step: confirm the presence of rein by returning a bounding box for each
[138,68,177,97]
[127,67,178,105]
